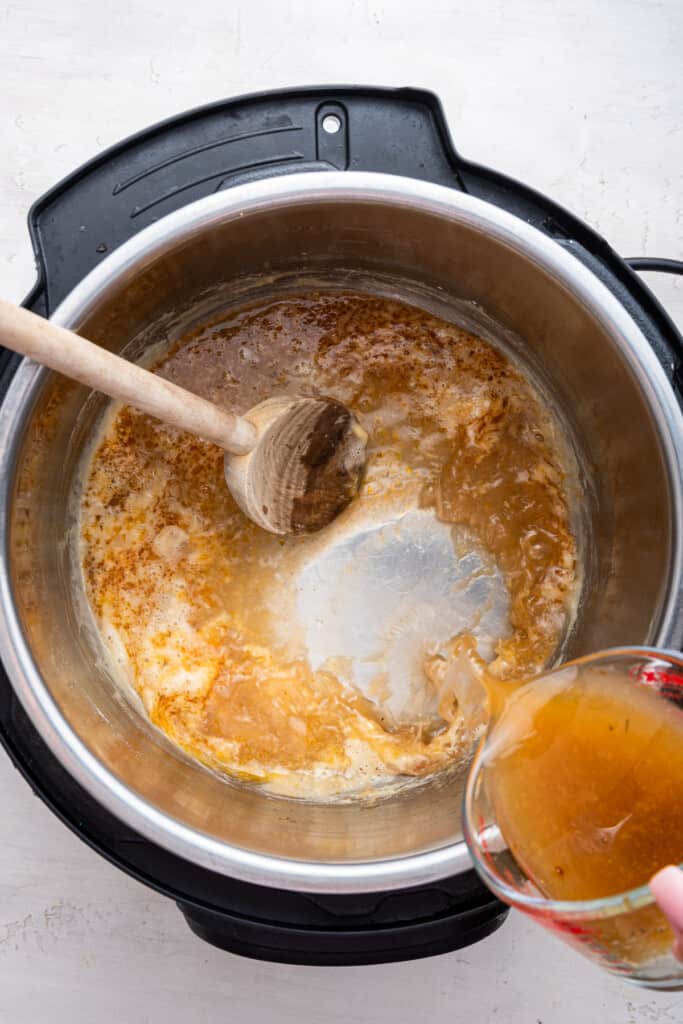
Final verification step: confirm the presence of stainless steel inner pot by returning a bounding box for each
[1,172,682,894]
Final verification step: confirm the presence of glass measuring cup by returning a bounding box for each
[462,646,683,989]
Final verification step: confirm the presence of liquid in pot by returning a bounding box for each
[79,292,580,798]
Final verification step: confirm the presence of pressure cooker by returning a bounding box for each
[1,87,682,964]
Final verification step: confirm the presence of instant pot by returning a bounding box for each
[1,87,682,965]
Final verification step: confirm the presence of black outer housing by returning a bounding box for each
[0,86,681,965]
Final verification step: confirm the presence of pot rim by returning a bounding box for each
[1,171,682,894]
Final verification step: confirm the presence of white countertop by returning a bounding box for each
[2,2,682,1021]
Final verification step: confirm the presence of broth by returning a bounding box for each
[80,292,579,798]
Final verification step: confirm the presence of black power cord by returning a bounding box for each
[626,257,683,276]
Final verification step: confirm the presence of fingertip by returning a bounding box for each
[650,864,683,896]
[650,865,683,936]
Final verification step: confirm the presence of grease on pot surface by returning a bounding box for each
[79,292,580,799]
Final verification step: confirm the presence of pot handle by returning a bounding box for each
[622,257,683,390]
[23,87,470,316]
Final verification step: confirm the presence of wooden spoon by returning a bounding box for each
[0,300,368,535]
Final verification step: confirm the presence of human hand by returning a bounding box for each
[650,866,683,962]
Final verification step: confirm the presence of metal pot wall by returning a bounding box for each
[1,171,682,896]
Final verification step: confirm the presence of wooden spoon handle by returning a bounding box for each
[0,300,257,454]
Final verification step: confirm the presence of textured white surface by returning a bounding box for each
[1,1,682,1021]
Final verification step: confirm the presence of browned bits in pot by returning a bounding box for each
[80,292,578,798]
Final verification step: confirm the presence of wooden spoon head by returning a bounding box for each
[224,396,368,535]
